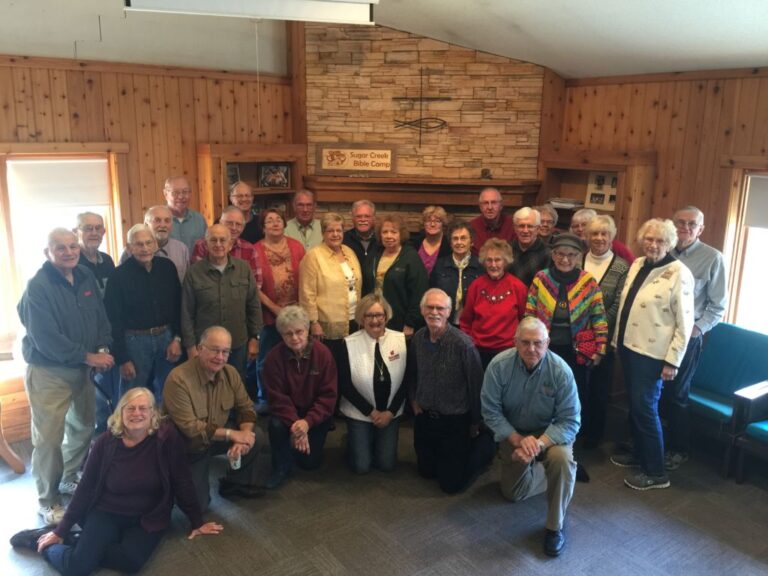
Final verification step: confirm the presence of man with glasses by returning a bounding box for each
[481,317,580,557]
[664,206,727,470]
[470,187,516,254]
[228,181,263,244]
[120,205,189,283]
[75,212,114,296]
[285,189,322,250]
[163,175,207,252]
[508,207,551,286]
[343,199,378,266]
[407,288,494,494]
[164,326,263,510]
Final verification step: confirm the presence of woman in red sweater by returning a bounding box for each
[460,238,527,369]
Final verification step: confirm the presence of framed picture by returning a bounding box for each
[585,171,617,211]
[258,163,291,188]
[226,163,241,187]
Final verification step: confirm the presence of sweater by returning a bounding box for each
[459,273,527,351]
[525,268,609,355]
[254,237,306,325]
[55,421,203,537]
[583,251,630,341]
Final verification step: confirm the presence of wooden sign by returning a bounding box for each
[316,143,396,176]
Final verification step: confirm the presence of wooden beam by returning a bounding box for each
[0,53,289,85]
[540,149,657,168]
[199,143,306,162]
[0,141,129,154]
[721,155,768,170]
[566,66,768,88]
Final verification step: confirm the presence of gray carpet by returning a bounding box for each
[2,410,768,576]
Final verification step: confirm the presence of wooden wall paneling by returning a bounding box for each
[650,82,676,212]
[0,69,17,140]
[612,84,632,150]
[116,73,143,228]
[48,68,71,142]
[65,70,89,141]
[192,78,210,144]
[281,84,293,145]
[196,146,214,223]
[731,78,761,156]
[577,88,595,149]
[101,72,123,142]
[11,68,36,141]
[162,76,184,178]
[132,75,157,211]
[220,80,236,144]
[595,84,619,150]
[287,21,307,146]
[259,82,275,143]
[30,68,54,141]
[233,80,250,144]
[624,84,646,150]
[248,81,261,140]
[82,71,105,140]
[623,164,656,245]
[749,78,768,154]
[177,77,199,202]
[677,82,707,207]
[692,80,725,219]
[540,68,565,154]
[206,79,224,144]
[662,81,692,218]
[561,84,578,147]
[110,152,130,249]
[639,83,661,150]
[149,75,170,191]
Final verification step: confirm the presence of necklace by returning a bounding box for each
[374,358,386,382]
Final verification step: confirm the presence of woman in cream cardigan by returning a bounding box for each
[338,294,408,474]
[299,212,362,365]
[611,218,694,491]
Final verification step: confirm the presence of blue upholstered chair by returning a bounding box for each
[733,381,768,483]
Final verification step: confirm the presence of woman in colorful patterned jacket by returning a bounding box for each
[525,232,608,467]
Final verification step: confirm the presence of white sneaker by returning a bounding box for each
[39,504,66,524]
[59,480,79,495]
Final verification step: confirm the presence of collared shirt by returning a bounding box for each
[120,238,188,284]
[673,239,727,335]
[77,250,115,296]
[18,262,112,367]
[481,349,580,446]
[470,213,516,254]
[104,256,181,365]
[181,256,263,349]
[407,324,483,423]
[509,237,552,287]
[240,210,263,244]
[163,358,257,453]
[190,237,263,289]
[170,208,208,253]
[285,218,323,251]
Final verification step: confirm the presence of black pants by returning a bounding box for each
[550,344,590,440]
[42,509,163,576]
[660,334,703,453]
[269,416,332,474]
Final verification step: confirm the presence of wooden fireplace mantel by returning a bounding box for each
[304,176,540,207]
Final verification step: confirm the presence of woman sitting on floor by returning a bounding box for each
[10,387,222,575]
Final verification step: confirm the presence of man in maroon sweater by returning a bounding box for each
[470,187,516,254]
[262,305,337,489]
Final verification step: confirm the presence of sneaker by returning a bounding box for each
[58,480,79,496]
[38,504,66,524]
[624,472,670,491]
[610,454,641,468]
[665,451,689,471]
[10,526,55,550]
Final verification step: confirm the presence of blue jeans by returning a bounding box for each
[121,329,175,400]
[94,366,120,434]
[254,325,282,402]
[346,417,400,474]
[620,346,666,476]
[42,509,163,575]
[227,343,248,387]
[268,417,332,474]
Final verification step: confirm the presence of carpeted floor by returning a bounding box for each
[2,408,767,576]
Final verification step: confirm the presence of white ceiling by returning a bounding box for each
[375,0,768,78]
[2,1,768,79]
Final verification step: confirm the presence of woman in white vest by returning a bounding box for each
[338,294,408,474]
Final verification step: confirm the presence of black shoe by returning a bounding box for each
[544,529,565,557]
[576,462,590,483]
[265,468,291,490]
[218,479,264,499]
[10,526,55,550]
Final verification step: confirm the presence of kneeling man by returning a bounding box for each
[481,317,580,557]
[164,326,262,510]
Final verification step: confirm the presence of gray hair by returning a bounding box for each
[320,212,344,233]
[276,305,311,334]
[479,238,514,267]
[515,316,549,340]
[220,205,244,219]
[229,180,253,195]
[293,189,315,203]
[351,199,376,214]
[478,187,501,202]
[76,212,103,228]
[674,205,704,225]
[198,325,232,346]
[163,175,189,190]
[513,206,541,225]
[571,208,597,226]
[534,204,558,226]
[144,205,172,222]
[420,288,453,311]
[586,214,618,241]
[636,218,678,250]
[127,223,154,244]
[108,387,162,438]
[355,293,393,327]
[48,227,77,248]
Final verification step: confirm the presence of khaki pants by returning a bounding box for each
[499,441,576,531]
[25,365,95,507]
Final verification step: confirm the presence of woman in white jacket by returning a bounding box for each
[610,218,694,491]
[338,294,408,474]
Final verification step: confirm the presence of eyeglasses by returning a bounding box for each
[674,219,700,229]
[643,237,667,246]
[423,305,450,312]
[124,405,151,414]
[79,225,105,233]
[230,194,252,200]
[364,312,386,320]
[168,189,191,197]
[281,329,307,339]
[424,218,442,225]
[553,251,580,260]
[201,345,231,356]
[518,339,548,349]
[540,219,554,226]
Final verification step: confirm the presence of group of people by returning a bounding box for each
[11,179,727,570]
